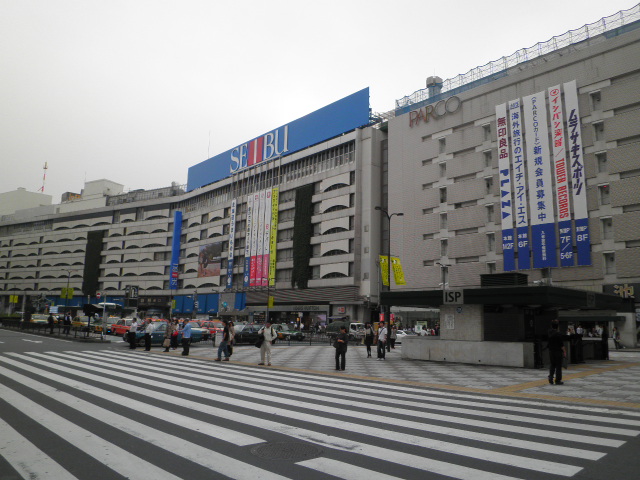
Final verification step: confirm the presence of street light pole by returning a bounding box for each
[375,206,403,352]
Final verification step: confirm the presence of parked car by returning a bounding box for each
[273,324,305,341]
[30,314,51,325]
[123,321,202,346]
[232,324,267,344]
[199,320,224,337]
[110,318,133,336]
[186,321,210,341]
[395,329,413,344]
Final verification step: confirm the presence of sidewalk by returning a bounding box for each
[184,342,640,409]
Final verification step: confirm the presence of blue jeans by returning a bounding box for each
[217,340,229,359]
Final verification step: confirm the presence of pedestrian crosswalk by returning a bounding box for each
[1,350,639,479]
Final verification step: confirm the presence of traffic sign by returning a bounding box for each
[96,292,101,299]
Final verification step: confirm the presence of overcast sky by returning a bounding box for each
[1,0,636,203]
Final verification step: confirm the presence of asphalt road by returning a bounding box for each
[1,328,640,480]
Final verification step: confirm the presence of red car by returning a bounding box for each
[110,318,133,336]
[199,320,224,336]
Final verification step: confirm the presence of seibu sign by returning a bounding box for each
[231,126,289,173]
[409,95,461,128]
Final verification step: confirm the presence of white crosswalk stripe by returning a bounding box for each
[0,349,638,480]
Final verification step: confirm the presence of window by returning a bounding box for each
[440,239,448,256]
[483,124,491,142]
[598,185,610,206]
[439,265,449,289]
[439,162,446,177]
[486,204,494,222]
[594,122,605,142]
[483,150,492,168]
[590,91,602,111]
[439,138,446,154]
[601,217,613,240]
[596,152,607,173]
[440,213,447,229]
[487,262,496,274]
[440,187,447,203]
[487,233,495,251]
[485,176,494,194]
[603,252,615,275]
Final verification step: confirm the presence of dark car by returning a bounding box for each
[232,324,267,344]
[274,324,305,341]
[123,321,202,346]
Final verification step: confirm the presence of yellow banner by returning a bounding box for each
[268,296,275,307]
[391,257,406,286]
[10,295,19,303]
[379,255,390,286]
[268,187,279,287]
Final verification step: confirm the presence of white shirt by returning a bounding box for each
[378,327,387,342]
[130,321,139,333]
[145,322,155,334]
[260,325,277,342]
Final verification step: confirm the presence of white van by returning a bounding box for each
[349,322,365,340]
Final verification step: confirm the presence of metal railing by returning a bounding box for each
[395,4,640,109]
[0,319,109,340]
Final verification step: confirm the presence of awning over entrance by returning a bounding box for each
[380,285,634,312]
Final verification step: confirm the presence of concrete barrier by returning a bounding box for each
[402,336,535,368]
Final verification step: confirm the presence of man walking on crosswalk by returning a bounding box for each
[377,321,388,360]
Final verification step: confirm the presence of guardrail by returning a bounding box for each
[0,319,109,341]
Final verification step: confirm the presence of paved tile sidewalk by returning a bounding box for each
[188,342,640,409]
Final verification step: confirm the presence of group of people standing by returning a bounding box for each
[46,312,72,335]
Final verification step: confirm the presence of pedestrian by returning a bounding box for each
[547,320,566,385]
[228,321,235,358]
[363,323,375,358]
[258,320,277,366]
[129,318,139,349]
[613,327,622,350]
[181,319,192,356]
[47,313,55,334]
[377,321,388,360]
[144,319,154,351]
[390,325,398,349]
[215,320,231,362]
[170,319,179,350]
[163,319,177,353]
[63,312,72,334]
[334,326,348,371]
[601,324,610,360]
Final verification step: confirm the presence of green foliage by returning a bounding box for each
[291,184,314,289]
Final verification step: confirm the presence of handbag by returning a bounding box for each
[255,339,263,348]
[162,338,171,348]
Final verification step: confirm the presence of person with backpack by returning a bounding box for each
[258,320,277,366]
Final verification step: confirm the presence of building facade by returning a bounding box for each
[1,6,639,339]
[387,9,640,305]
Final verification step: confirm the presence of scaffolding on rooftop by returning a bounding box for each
[395,4,640,110]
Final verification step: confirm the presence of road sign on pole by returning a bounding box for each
[96,292,101,300]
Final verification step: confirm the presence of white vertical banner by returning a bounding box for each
[250,191,261,286]
[261,188,272,286]
[548,85,574,267]
[226,198,237,289]
[508,99,531,270]
[495,103,516,271]
[522,92,557,268]
[243,194,254,288]
[563,80,591,266]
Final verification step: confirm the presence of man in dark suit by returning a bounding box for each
[548,321,566,385]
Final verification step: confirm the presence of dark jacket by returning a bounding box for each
[336,332,349,353]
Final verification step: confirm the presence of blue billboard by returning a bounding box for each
[187,88,370,191]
